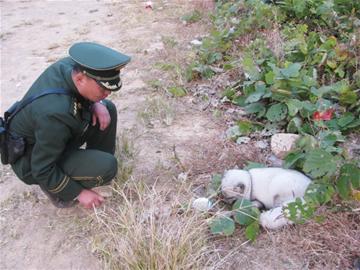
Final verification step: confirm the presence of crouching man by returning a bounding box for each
[6,42,131,208]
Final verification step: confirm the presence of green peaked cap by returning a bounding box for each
[69,42,131,91]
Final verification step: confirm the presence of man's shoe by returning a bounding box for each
[39,185,77,208]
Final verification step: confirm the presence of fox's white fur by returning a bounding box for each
[221,168,311,230]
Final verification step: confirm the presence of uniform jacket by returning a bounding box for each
[10,57,93,201]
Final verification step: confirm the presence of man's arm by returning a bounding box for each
[91,101,111,131]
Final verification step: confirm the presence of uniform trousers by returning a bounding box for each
[12,99,118,194]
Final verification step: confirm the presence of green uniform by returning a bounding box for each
[9,57,118,201]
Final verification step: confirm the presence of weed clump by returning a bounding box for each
[91,181,219,270]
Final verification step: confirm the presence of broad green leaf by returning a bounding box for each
[244,102,265,114]
[311,85,333,97]
[209,216,235,236]
[344,119,360,129]
[300,101,317,116]
[243,162,267,170]
[336,175,351,199]
[237,120,253,136]
[210,174,222,193]
[285,198,315,223]
[243,83,255,95]
[222,87,236,99]
[245,81,267,104]
[284,150,305,169]
[305,182,335,206]
[268,63,281,77]
[340,164,360,190]
[286,99,303,116]
[303,149,337,178]
[337,113,355,128]
[243,57,260,81]
[287,117,303,133]
[297,135,318,151]
[265,71,275,84]
[319,131,342,149]
[302,74,317,87]
[232,96,247,107]
[245,222,260,241]
[324,119,340,131]
[266,103,288,122]
[255,81,267,92]
[245,91,265,104]
[280,63,302,79]
[233,199,259,226]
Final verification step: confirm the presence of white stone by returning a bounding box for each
[190,39,202,46]
[271,133,300,159]
[255,140,268,149]
[192,197,212,212]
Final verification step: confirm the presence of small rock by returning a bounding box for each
[271,133,300,159]
[177,172,187,182]
[192,197,212,212]
[236,136,250,144]
[268,154,284,167]
[190,39,202,46]
[255,140,268,149]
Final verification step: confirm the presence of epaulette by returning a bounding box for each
[70,98,82,119]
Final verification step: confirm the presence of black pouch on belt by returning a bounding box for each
[0,117,8,164]
[6,131,26,164]
[0,101,26,165]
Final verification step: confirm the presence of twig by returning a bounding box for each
[172,145,186,172]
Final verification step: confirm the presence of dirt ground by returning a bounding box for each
[1,1,359,270]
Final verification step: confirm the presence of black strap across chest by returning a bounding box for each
[4,88,72,126]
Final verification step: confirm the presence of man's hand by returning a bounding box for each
[77,189,104,209]
[92,102,111,131]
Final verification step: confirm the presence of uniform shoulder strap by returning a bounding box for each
[5,88,73,124]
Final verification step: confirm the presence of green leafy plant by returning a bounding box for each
[209,198,260,241]
[181,10,202,24]
[189,0,360,238]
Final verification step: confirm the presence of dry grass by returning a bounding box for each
[138,96,175,128]
[208,208,360,270]
[89,180,222,270]
[282,209,360,269]
[114,131,138,185]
